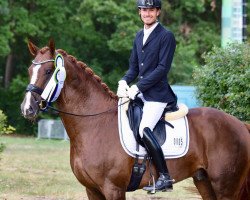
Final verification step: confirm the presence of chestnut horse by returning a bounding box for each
[21,40,250,200]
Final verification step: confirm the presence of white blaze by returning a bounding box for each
[23,92,32,115]
[23,64,41,115]
[30,64,41,84]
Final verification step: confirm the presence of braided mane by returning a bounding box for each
[39,47,118,100]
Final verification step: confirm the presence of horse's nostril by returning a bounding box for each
[27,106,34,115]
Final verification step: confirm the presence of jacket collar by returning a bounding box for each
[142,23,162,48]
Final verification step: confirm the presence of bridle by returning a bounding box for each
[26,59,55,107]
[25,58,129,117]
[32,59,55,65]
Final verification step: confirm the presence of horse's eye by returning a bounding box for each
[46,69,52,75]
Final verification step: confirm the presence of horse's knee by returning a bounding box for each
[102,184,126,200]
[103,189,126,200]
[86,188,106,200]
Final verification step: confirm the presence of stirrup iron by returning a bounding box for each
[147,175,156,194]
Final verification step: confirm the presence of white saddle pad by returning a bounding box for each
[118,99,190,159]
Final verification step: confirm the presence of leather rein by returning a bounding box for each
[26,59,129,117]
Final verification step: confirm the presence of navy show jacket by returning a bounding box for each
[122,23,176,103]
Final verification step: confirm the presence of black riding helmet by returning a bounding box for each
[137,0,161,9]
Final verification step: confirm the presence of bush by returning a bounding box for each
[193,43,250,121]
[0,109,15,135]
[0,75,37,135]
[0,109,14,153]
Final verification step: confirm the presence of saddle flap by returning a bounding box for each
[127,98,144,147]
[126,98,166,147]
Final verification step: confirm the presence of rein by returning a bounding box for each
[26,84,130,117]
[46,99,130,117]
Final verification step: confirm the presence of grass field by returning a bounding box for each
[0,136,201,200]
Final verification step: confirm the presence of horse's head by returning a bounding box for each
[21,39,58,120]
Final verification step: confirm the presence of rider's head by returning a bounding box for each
[137,0,161,9]
[137,0,161,27]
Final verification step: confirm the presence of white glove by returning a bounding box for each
[117,80,129,97]
[127,85,139,100]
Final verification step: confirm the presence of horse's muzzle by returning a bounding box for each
[20,92,40,120]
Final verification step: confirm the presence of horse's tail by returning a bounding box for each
[244,123,250,134]
[238,123,250,199]
[238,170,250,200]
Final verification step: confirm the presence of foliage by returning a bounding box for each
[193,43,250,121]
[0,0,12,56]
[0,0,222,86]
[0,109,15,135]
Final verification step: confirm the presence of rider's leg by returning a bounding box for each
[138,101,173,192]
[142,127,173,192]
[139,101,167,138]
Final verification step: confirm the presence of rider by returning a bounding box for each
[117,0,176,192]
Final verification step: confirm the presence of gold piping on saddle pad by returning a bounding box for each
[121,98,188,121]
[165,103,188,121]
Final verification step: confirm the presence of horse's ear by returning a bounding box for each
[48,38,55,57]
[28,39,39,57]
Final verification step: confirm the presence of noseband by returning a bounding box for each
[26,84,43,95]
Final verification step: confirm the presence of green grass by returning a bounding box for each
[0,136,201,200]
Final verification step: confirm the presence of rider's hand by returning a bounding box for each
[127,85,139,100]
[117,80,129,98]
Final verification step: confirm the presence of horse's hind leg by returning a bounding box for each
[210,173,247,200]
[86,187,106,200]
[193,169,217,200]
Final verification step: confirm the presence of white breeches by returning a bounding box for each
[138,94,167,138]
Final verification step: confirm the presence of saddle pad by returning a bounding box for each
[118,98,190,159]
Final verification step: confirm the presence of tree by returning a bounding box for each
[0,0,83,88]
[193,43,250,121]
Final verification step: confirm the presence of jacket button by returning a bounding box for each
[142,50,144,53]
[141,63,144,66]
[140,76,143,79]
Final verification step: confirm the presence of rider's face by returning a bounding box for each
[139,8,160,28]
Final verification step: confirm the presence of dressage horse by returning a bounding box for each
[21,40,250,200]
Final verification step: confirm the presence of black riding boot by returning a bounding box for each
[142,127,173,192]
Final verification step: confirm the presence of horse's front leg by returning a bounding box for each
[86,187,106,200]
[102,182,126,200]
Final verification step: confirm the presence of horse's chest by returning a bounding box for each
[70,148,101,187]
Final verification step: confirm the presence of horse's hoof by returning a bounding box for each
[147,190,156,194]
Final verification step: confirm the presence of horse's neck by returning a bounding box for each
[56,59,118,141]
[58,78,116,115]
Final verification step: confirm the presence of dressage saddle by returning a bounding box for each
[126,97,177,147]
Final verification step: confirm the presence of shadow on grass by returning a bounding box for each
[0,142,6,153]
